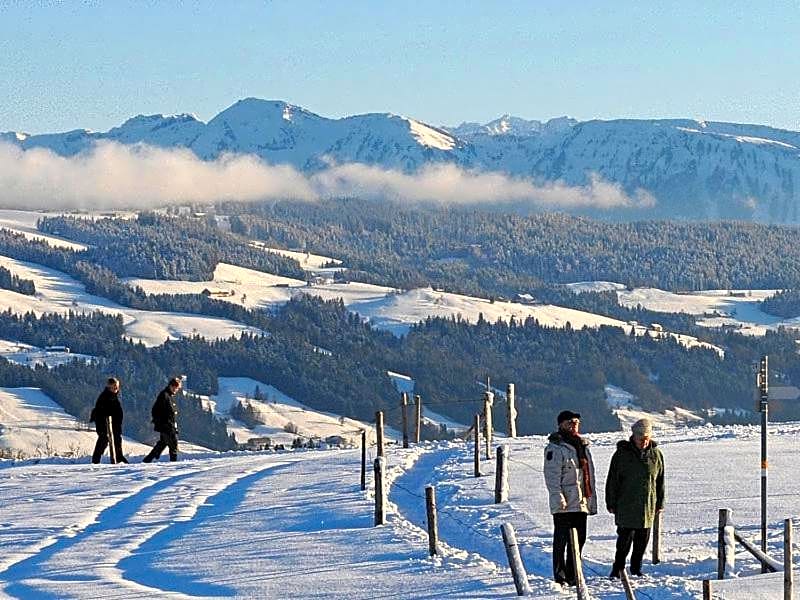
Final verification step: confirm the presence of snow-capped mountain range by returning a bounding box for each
[4,98,800,222]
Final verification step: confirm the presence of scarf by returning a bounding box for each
[563,433,593,498]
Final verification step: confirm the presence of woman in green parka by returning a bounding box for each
[605,418,665,578]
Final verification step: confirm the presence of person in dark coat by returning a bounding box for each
[90,377,128,464]
[606,418,665,578]
[142,377,182,463]
[543,410,597,586]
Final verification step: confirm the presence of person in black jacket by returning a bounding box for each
[143,377,182,463]
[90,377,128,464]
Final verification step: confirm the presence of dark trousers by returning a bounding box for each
[552,512,587,584]
[143,430,179,462]
[612,526,651,574]
[92,431,126,464]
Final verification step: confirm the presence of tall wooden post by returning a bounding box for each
[401,392,409,449]
[473,414,481,477]
[105,416,117,464]
[786,518,794,600]
[506,383,517,438]
[375,410,385,458]
[374,456,386,525]
[414,394,422,444]
[652,509,662,564]
[360,429,367,491]
[495,445,509,503]
[718,508,732,579]
[425,485,439,556]
[483,391,493,460]
[501,523,531,596]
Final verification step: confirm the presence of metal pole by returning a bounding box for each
[759,355,769,572]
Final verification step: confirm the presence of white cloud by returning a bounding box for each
[0,141,653,210]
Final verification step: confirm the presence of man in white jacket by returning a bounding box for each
[543,410,597,586]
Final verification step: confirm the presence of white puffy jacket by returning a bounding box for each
[543,431,598,515]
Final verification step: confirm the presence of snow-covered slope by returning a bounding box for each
[7,99,800,221]
[0,254,262,347]
[198,377,376,447]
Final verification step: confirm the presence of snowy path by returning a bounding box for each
[0,425,798,598]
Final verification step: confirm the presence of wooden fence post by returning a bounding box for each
[374,456,386,525]
[786,518,794,600]
[376,410,384,458]
[425,485,439,556]
[506,383,516,438]
[620,568,637,600]
[414,394,422,444]
[500,523,531,596]
[105,416,117,464]
[495,445,509,503]
[483,391,493,460]
[401,392,409,449]
[718,508,733,579]
[474,414,481,477]
[652,509,662,564]
[702,579,712,600]
[360,429,367,491]
[569,527,589,600]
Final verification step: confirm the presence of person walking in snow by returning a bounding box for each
[143,377,182,463]
[90,377,128,464]
[543,410,597,586]
[606,418,665,578]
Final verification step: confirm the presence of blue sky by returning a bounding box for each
[1,1,798,134]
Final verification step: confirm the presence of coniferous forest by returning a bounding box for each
[0,199,799,449]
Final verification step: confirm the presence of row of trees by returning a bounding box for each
[0,266,35,295]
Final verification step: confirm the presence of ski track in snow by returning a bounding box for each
[0,458,290,598]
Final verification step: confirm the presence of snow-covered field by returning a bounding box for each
[0,254,262,346]
[0,422,797,598]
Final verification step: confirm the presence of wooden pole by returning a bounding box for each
[414,394,422,444]
[702,580,712,600]
[374,456,386,525]
[500,523,531,596]
[483,391,493,460]
[652,509,662,564]
[376,410,384,458]
[360,429,367,491]
[401,392,409,449]
[620,568,637,600]
[569,527,589,600]
[785,518,794,600]
[494,445,509,503]
[473,414,481,477]
[105,416,117,464]
[718,508,731,579]
[425,485,439,556]
[506,383,516,438]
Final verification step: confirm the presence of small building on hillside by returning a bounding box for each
[244,436,272,451]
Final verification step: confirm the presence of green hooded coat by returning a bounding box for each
[605,438,665,529]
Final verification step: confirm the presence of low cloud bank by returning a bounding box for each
[0,141,654,210]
